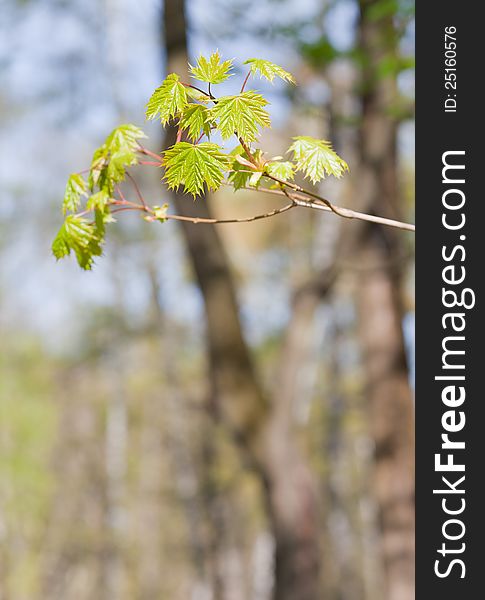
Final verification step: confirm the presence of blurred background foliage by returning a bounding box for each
[0,0,414,599]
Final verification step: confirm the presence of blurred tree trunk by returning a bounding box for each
[354,2,415,599]
[161,2,322,598]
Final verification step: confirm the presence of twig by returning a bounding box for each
[137,145,163,162]
[159,202,296,224]
[240,70,251,93]
[292,197,415,232]
[126,171,148,210]
[223,184,415,232]
[264,172,348,218]
[110,196,296,224]
[139,160,162,166]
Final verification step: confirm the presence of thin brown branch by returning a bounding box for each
[109,192,296,225]
[115,186,128,203]
[139,160,162,166]
[264,172,348,218]
[292,197,415,231]
[137,145,163,162]
[240,70,251,93]
[161,201,296,224]
[225,184,415,232]
[126,171,148,210]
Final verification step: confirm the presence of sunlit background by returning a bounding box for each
[0,1,414,599]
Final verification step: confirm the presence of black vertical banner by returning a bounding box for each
[417,4,483,598]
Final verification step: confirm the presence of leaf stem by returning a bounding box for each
[182,82,215,100]
[139,160,162,166]
[126,172,148,210]
[240,70,251,93]
[137,145,163,162]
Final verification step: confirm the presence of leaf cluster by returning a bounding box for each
[53,124,146,269]
[143,52,348,198]
[55,52,350,269]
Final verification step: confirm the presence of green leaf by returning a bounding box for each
[243,58,296,84]
[227,146,253,191]
[266,161,295,182]
[179,104,212,141]
[107,149,137,184]
[189,51,233,84]
[88,147,108,191]
[52,215,104,270]
[88,124,146,194]
[145,74,188,123]
[162,142,230,197]
[210,91,270,142]
[87,189,111,213]
[288,136,349,183]
[249,171,263,188]
[63,173,87,214]
[105,124,147,153]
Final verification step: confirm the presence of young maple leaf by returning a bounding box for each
[210,91,271,142]
[63,173,88,214]
[189,51,233,85]
[145,73,188,123]
[178,104,212,141]
[288,136,349,183]
[243,58,296,85]
[105,124,147,153]
[266,160,295,182]
[87,125,146,195]
[227,146,257,191]
[52,215,104,270]
[162,142,230,197]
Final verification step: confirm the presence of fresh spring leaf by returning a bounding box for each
[249,171,263,189]
[107,149,137,183]
[210,91,270,142]
[89,146,109,191]
[63,173,87,214]
[105,124,147,153]
[189,51,233,84]
[179,104,212,141]
[288,136,349,183]
[162,142,230,197]
[243,58,296,84]
[227,146,266,191]
[52,214,104,270]
[88,124,146,194]
[266,161,295,181]
[87,189,111,213]
[227,146,253,191]
[145,74,188,123]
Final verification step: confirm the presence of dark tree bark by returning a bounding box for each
[353,2,415,599]
[160,2,322,598]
